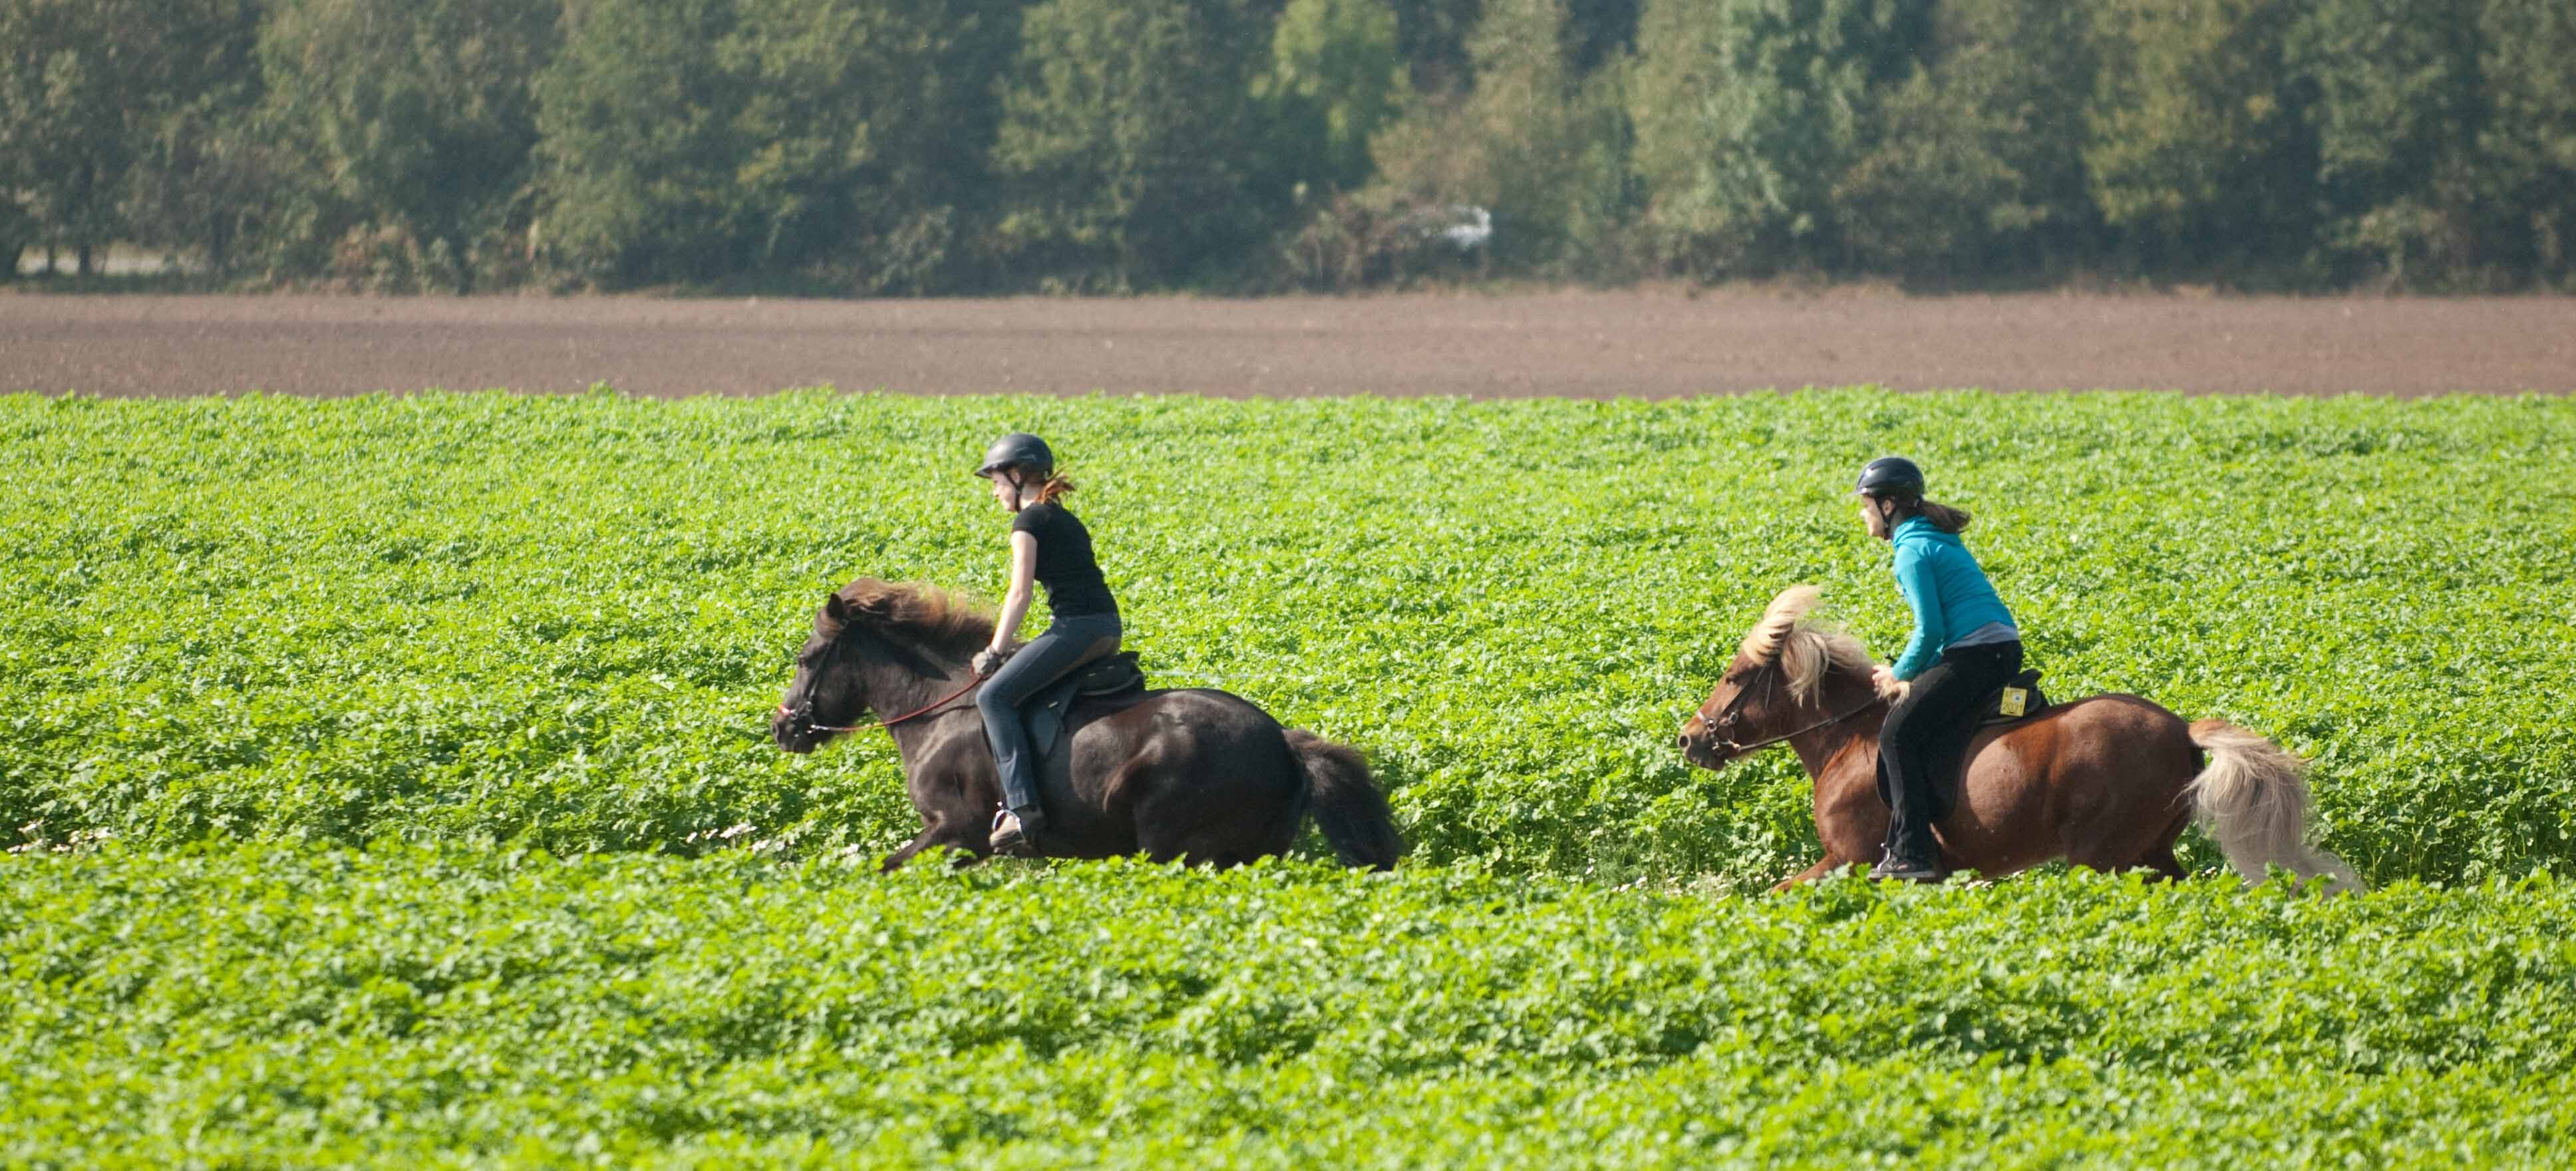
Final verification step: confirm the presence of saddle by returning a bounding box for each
[1975,668,2052,727]
[1883,667,2056,822]
[1024,651,1150,764]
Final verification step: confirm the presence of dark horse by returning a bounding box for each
[773,578,1404,871]
[1679,587,2358,892]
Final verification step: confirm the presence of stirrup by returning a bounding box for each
[1869,852,1943,882]
[989,808,1041,858]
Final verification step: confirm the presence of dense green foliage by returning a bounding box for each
[4,391,2572,887]
[0,0,261,275]
[2083,0,2318,272]
[989,0,1283,291]
[1825,0,2100,274]
[1630,0,1927,274]
[3,847,2572,1164]
[255,0,561,291]
[536,0,1019,293]
[9,0,2573,290]
[1263,0,1414,196]
[3,390,2571,1162]
[1364,0,1629,277]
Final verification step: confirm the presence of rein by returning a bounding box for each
[781,675,983,737]
[1706,695,1881,757]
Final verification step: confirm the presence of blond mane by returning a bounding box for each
[832,578,997,651]
[1735,586,1874,703]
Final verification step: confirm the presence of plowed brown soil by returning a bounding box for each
[3,291,2569,397]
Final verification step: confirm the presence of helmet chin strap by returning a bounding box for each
[1877,496,1911,533]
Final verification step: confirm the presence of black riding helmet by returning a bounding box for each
[1853,456,1925,500]
[975,432,1054,482]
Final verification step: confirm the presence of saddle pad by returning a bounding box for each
[1976,668,2052,727]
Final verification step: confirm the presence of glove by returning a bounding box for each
[972,647,1015,677]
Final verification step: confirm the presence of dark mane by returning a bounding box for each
[833,578,997,653]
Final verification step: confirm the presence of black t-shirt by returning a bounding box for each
[1011,502,1118,619]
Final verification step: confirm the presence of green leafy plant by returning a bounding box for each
[1,846,2571,1165]
[3,390,2572,888]
[6,389,2573,1164]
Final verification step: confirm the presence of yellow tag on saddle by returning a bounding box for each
[1999,687,2028,719]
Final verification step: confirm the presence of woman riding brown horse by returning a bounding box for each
[773,577,1404,871]
[1678,586,2359,892]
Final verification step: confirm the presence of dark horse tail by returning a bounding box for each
[1284,729,1404,870]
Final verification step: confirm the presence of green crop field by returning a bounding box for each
[3,850,2572,1167]
[5,389,2575,1165]
[5,390,2572,881]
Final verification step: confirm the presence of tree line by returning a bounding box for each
[5,0,2570,293]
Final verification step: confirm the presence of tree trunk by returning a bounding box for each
[74,160,96,277]
[448,230,473,294]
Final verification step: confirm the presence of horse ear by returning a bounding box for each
[824,593,851,623]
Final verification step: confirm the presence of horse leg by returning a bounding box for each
[1802,748,1890,884]
[1132,799,1258,867]
[1770,855,1846,892]
[2065,804,2193,880]
[2136,806,2193,882]
[1128,786,1300,868]
[1129,806,1244,867]
[880,814,987,872]
[2133,802,2194,885]
[1120,728,1301,869]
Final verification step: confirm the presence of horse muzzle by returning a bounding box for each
[1676,719,1731,770]
[772,702,822,754]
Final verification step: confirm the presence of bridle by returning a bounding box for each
[1706,697,1880,757]
[776,625,984,737]
[778,674,982,737]
[1695,670,1882,759]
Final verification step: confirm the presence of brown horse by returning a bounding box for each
[1679,586,2358,892]
[772,578,1404,871]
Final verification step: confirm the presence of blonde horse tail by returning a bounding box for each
[2186,719,2362,894]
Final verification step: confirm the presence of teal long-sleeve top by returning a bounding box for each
[1889,516,2016,681]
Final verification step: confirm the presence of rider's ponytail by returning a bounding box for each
[1033,473,1076,506]
[1913,499,1973,534]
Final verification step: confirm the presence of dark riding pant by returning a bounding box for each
[977,613,1122,815]
[1877,639,2023,860]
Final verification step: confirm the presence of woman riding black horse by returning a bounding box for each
[1853,456,2024,882]
[972,432,1122,856]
